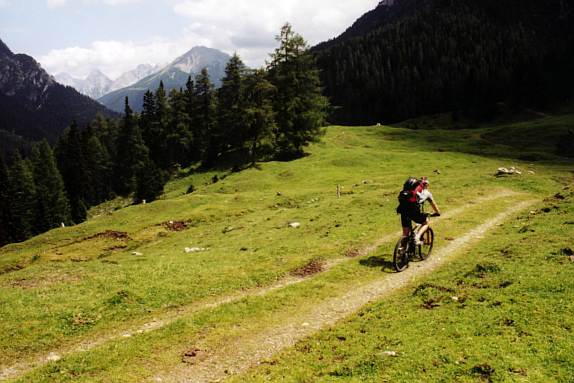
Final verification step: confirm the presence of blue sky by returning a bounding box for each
[0,0,378,79]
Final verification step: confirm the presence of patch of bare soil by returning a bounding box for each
[344,248,362,258]
[290,259,325,277]
[8,273,82,289]
[181,348,206,364]
[163,221,189,231]
[86,230,130,240]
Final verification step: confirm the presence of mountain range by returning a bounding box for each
[55,64,161,100]
[0,38,117,155]
[99,46,230,113]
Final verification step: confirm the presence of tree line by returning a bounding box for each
[0,24,328,247]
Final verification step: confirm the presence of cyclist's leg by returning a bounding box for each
[400,214,411,246]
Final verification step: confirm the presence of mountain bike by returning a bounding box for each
[392,213,438,272]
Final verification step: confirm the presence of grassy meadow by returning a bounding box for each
[0,113,572,382]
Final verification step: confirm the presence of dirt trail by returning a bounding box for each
[0,190,524,382]
[157,199,537,383]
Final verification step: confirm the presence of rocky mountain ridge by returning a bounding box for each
[99,46,230,113]
[0,38,117,153]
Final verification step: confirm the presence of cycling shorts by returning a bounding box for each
[400,207,427,228]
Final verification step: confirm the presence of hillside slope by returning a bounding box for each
[312,0,574,124]
[0,114,572,382]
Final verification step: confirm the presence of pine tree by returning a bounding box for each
[56,122,89,224]
[268,23,328,159]
[184,76,200,162]
[193,69,218,166]
[84,134,113,203]
[218,54,248,155]
[135,158,166,203]
[167,88,193,168]
[30,140,71,233]
[153,81,170,168]
[243,69,277,165]
[8,151,37,242]
[0,153,12,246]
[113,97,150,196]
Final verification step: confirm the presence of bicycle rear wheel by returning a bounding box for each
[393,237,409,272]
[418,227,434,260]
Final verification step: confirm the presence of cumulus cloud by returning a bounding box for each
[39,39,182,79]
[46,0,141,7]
[39,0,378,77]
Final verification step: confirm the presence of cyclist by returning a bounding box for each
[397,176,441,245]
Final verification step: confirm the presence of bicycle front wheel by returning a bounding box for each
[393,237,409,272]
[418,227,434,260]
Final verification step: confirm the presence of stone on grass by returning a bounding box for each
[132,251,143,256]
[496,166,522,176]
[289,222,301,228]
[185,247,208,253]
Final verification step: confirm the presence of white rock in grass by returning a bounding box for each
[132,251,143,256]
[382,351,398,357]
[185,247,208,253]
[289,222,301,228]
[46,352,61,362]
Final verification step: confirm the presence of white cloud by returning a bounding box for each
[47,0,67,8]
[39,38,182,79]
[0,0,11,7]
[46,0,141,7]
[172,0,377,66]
[39,1,378,77]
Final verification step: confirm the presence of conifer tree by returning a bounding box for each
[184,76,199,162]
[153,81,170,168]
[0,153,12,246]
[167,88,193,168]
[218,54,247,154]
[243,69,277,165]
[30,140,71,233]
[84,134,113,203]
[135,158,166,203]
[55,122,89,224]
[114,97,150,196]
[268,23,328,159]
[8,151,37,242]
[193,69,218,166]
[139,90,158,160]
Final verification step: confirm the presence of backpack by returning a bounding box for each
[396,177,421,213]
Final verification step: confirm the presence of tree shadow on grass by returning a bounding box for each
[359,255,395,273]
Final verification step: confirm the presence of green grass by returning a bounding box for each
[233,190,574,382]
[0,113,573,382]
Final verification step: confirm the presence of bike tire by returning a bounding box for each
[393,237,409,272]
[418,227,434,260]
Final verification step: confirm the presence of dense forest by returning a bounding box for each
[313,0,574,124]
[0,24,328,247]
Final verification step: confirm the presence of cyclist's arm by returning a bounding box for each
[429,199,441,216]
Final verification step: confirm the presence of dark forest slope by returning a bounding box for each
[312,0,574,124]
